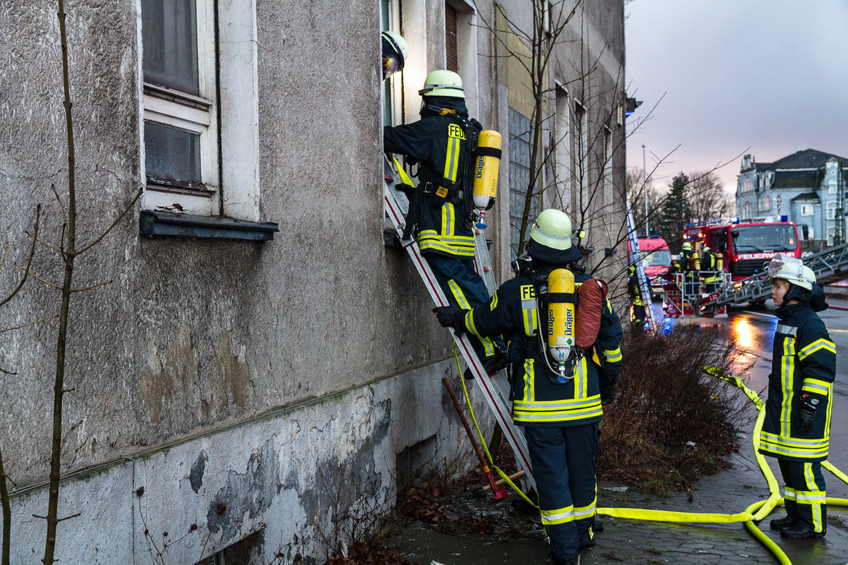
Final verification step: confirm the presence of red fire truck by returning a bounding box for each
[683,217,802,281]
[627,236,671,297]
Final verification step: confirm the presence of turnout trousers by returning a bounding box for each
[778,459,827,533]
[525,423,599,561]
[427,254,505,362]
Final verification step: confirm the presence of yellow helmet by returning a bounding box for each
[418,70,465,99]
[529,209,573,250]
[682,242,693,251]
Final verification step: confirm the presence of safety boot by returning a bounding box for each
[780,523,825,539]
[552,553,578,565]
[769,515,799,530]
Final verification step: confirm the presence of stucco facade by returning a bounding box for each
[0,1,626,562]
[735,150,848,248]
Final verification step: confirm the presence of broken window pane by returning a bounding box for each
[144,121,201,184]
[142,0,199,95]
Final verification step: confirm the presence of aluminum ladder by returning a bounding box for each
[625,197,657,332]
[712,241,848,307]
[382,156,536,492]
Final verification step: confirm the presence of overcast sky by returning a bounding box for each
[625,0,848,195]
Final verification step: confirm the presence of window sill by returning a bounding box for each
[139,211,278,241]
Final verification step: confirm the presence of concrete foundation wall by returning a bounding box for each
[0,361,483,563]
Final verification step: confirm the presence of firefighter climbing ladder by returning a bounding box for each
[709,241,848,307]
[382,156,537,492]
[625,196,657,332]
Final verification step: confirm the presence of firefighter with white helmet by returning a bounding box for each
[433,209,623,564]
[381,31,408,79]
[384,71,507,371]
[762,254,836,538]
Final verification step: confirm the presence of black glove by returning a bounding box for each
[797,393,823,435]
[432,305,467,336]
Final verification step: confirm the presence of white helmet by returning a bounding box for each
[382,31,408,79]
[767,254,815,290]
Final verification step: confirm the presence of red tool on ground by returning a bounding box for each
[442,377,508,500]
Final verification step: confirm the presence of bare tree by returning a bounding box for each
[686,171,732,224]
[32,2,142,562]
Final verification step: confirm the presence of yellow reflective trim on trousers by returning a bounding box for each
[603,348,622,363]
[523,360,535,402]
[784,487,796,501]
[780,337,795,437]
[574,497,597,520]
[758,442,828,459]
[540,505,574,525]
[448,280,471,308]
[798,338,836,360]
[801,379,831,396]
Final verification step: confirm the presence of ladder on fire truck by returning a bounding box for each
[710,241,848,307]
[382,156,536,492]
[625,197,657,332]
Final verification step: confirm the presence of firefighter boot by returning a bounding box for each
[781,523,826,539]
[769,515,799,530]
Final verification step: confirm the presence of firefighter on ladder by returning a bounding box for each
[628,263,645,328]
[763,254,836,539]
[433,209,623,564]
[701,245,721,294]
[383,70,507,372]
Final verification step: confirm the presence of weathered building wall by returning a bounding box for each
[0,0,625,561]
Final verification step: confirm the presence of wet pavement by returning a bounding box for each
[388,298,848,565]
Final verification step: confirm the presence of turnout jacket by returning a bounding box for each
[454,253,623,428]
[760,299,836,462]
[384,97,478,258]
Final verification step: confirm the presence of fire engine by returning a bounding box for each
[683,216,802,281]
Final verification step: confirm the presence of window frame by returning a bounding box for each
[826,200,838,220]
[554,84,571,210]
[142,0,219,202]
[381,0,402,127]
[800,204,814,217]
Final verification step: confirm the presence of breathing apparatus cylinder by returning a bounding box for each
[693,242,702,271]
[716,252,724,271]
[472,130,502,228]
[547,268,576,379]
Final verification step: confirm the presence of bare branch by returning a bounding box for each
[14,266,62,291]
[0,315,59,334]
[75,187,142,256]
[0,204,41,309]
[70,280,112,293]
[50,183,67,230]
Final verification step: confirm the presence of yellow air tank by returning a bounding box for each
[473,131,502,219]
[716,252,724,271]
[547,268,576,378]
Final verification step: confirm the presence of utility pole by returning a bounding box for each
[837,166,845,246]
[642,144,649,236]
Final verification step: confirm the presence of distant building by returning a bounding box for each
[736,149,847,247]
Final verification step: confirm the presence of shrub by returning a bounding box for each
[597,326,748,491]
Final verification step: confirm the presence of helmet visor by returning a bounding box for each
[382,37,404,79]
[767,255,786,280]
[383,55,402,79]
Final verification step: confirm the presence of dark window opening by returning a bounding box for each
[142,0,199,95]
[445,4,458,73]
[144,121,202,187]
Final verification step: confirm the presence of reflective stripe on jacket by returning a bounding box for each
[384,114,477,258]
[759,303,836,462]
[458,262,623,427]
